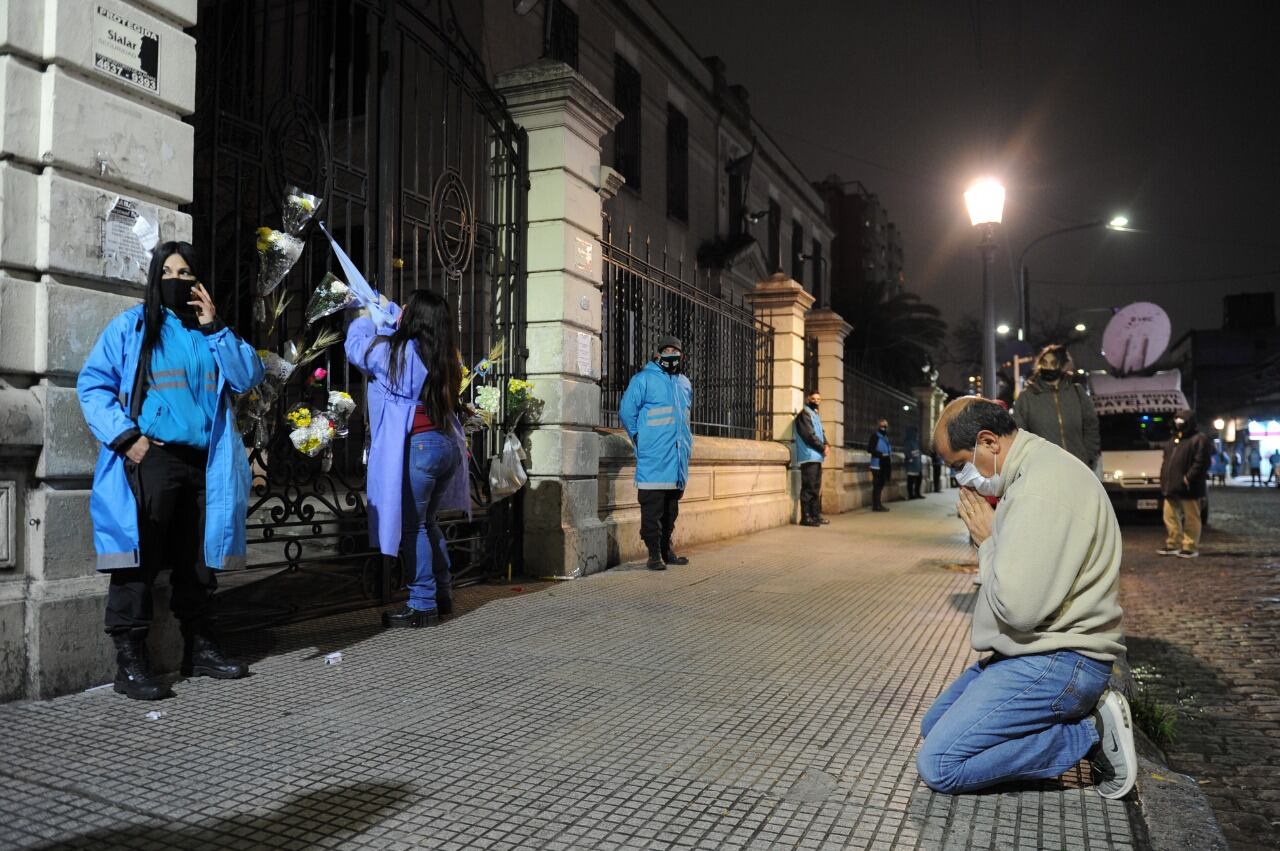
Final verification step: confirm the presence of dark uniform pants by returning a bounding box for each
[872,466,890,509]
[638,488,682,555]
[104,443,216,634]
[800,462,823,521]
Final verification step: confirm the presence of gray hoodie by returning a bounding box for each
[1012,377,1100,467]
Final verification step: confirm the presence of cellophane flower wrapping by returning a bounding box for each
[256,227,304,296]
[303,272,352,325]
[289,412,336,457]
[281,186,322,236]
[257,349,296,382]
[326,390,356,437]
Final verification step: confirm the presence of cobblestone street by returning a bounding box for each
[1119,485,1280,851]
[0,496,1138,850]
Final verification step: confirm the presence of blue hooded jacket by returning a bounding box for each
[618,360,693,490]
[77,306,265,571]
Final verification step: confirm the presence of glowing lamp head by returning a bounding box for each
[1075,323,1087,332]
[1213,418,1226,430]
[1108,215,1129,229]
[964,178,1006,226]
[996,323,1010,335]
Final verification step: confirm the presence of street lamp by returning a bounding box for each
[964,178,1005,400]
[1016,214,1130,343]
[1074,323,1087,332]
[996,323,1011,335]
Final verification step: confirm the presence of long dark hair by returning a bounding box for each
[379,290,461,423]
[141,241,200,354]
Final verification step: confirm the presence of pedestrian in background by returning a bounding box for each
[1267,449,1280,486]
[78,242,264,700]
[904,424,925,500]
[1209,447,1228,486]
[1011,344,1100,468]
[794,390,830,526]
[1157,409,1211,559]
[346,290,470,628]
[1249,444,1264,486]
[922,397,1135,799]
[866,417,893,512]
[620,336,693,570]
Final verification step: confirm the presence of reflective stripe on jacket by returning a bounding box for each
[618,361,693,490]
[76,305,265,571]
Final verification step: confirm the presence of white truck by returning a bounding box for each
[1091,370,1207,522]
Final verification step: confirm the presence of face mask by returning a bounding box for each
[160,278,197,320]
[658,353,682,374]
[1039,368,1063,382]
[878,426,888,435]
[955,440,1003,497]
[807,401,820,410]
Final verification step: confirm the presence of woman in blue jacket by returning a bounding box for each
[77,242,265,700]
[346,290,470,628]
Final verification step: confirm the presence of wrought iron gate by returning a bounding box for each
[188,0,527,628]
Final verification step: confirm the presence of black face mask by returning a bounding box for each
[658,354,682,374]
[1039,368,1063,382]
[878,427,888,435]
[159,278,197,320]
[807,401,820,410]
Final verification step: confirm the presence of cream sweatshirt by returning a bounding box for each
[973,430,1125,662]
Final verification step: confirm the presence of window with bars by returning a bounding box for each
[666,104,689,222]
[810,237,823,298]
[613,54,642,192]
[791,219,804,284]
[546,3,579,70]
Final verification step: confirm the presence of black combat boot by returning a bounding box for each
[661,541,689,565]
[112,630,173,701]
[645,544,666,571]
[382,606,439,628]
[181,629,249,679]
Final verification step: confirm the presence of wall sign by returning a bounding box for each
[94,5,160,94]
[102,197,159,282]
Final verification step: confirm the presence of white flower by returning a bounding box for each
[329,280,349,295]
[327,391,356,414]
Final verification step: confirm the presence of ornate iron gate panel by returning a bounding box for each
[189,0,527,629]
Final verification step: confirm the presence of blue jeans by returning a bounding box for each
[400,431,460,612]
[917,651,1111,794]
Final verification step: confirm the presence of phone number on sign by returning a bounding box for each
[94,54,158,92]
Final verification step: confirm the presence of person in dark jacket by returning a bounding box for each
[867,418,893,512]
[77,242,265,700]
[795,390,830,526]
[619,336,693,570]
[1157,409,1211,558]
[1011,345,1100,468]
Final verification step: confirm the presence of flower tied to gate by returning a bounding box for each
[285,406,313,429]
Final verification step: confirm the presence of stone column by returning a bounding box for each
[804,308,852,514]
[746,273,814,523]
[496,60,622,579]
[914,382,948,493]
[1,0,197,699]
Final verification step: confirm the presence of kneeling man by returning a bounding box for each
[919,397,1136,798]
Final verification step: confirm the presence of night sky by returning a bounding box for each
[652,1,1280,373]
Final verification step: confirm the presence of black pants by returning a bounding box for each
[638,488,682,556]
[800,462,823,521]
[104,444,216,634]
[872,466,890,509]
[907,474,923,499]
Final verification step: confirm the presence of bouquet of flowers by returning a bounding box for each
[459,339,506,394]
[303,272,353,325]
[473,377,543,430]
[281,186,322,236]
[256,227,305,298]
[257,349,296,383]
[326,390,356,438]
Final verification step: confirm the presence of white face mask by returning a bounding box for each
[955,440,1003,497]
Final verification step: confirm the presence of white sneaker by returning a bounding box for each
[1156,548,1179,556]
[1177,550,1200,559]
[1091,689,1138,799]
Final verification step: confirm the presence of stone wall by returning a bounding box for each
[597,433,792,566]
[0,0,197,700]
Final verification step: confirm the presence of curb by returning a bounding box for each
[1112,660,1229,851]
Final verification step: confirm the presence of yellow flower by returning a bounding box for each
[255,227,275,252]
[301,437,321,454]
[285,407,313,428]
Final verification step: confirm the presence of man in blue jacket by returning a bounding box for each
[795,390,830,526]
[619,336,693,571]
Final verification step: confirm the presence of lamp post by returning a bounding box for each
[1016,215,1130,343]
[964,178,1006,400]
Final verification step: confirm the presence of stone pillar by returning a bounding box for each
[0,0,197,700]
[496,60,622,579]
[804,308,852,514]
[746,273,815,442]
[746,274,814,523]
[914,382,948,493]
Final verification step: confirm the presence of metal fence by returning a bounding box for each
[843,364,920,447]
[600,220,773,440]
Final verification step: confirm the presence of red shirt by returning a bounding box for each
[411,404,436,434]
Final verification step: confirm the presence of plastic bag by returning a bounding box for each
[488,432,528,502]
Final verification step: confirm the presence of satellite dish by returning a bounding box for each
[1101,302,1171,374]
